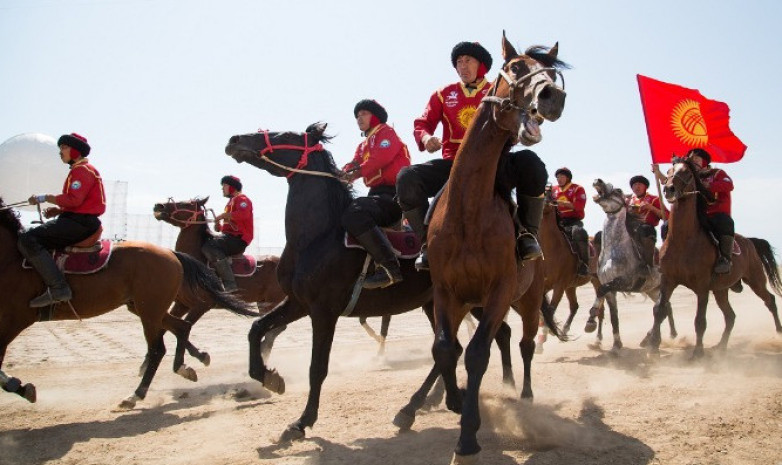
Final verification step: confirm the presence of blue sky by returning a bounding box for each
[1,0,780,250]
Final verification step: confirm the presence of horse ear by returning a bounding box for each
[548,42,559,59]
[200,196,209,206]
[306,122,327,138]
[501,30,518,61]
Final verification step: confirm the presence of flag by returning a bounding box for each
[637,74,746,163]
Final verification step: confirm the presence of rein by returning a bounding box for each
[256,130,339,179]
[163,199,211,226]
[482,67,564,111]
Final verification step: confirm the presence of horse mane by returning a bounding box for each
[523,45,571,69]
[680,158,715,234]
[0,197,23,238]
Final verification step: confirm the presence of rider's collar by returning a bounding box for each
[460,78,489,97]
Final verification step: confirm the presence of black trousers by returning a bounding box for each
[202,233,248,261]
[707,212,734,237]
[341,185,402,236]
[395,149,547,212]
[559,217,588,242]
[18,212,101,254]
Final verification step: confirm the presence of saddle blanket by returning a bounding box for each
[344,229,422,259]
[22,239,113,275]
[225,254,258,277]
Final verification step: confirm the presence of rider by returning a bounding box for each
[626,174,666,270]
[397,40,547,270]
[687,148,735,274]
[342,99,411,289]
[202,175,253,292]
[18,133,105,308]
[551,167,590,277]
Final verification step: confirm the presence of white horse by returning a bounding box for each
[587,179,676,352]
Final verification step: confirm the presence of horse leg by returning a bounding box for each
[279,309,339,443]
[692,290,710,359]
[249,298,305,393]
[260,324,288,361]
[605,292,622,353]
[160,312,196,381]
[585,282,610,333]
[470,307,514,388]
[563,286,579,334]
[431,288,467,416]
[711,289,736,351]
[393,364,442,430]
[165,301,211,368]
[121,330,166,410]
[648,279,677,356]
[745,270,782,333]
[515,296,541,400]
[0,324,37,403]
[378,314,391,356]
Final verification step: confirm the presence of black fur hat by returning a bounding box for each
[451,42,493,71]
[57,133,90,156]
[220,175,242,191]
[554,167,572,180]
[353,99,388,124]
[686,148,711,165]
[629,175,650,188]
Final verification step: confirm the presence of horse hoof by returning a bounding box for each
[263,369,286,394]
[3,376,22,393]
[584,320,597,333]
[670,331,678,340]
[639,333,650,348]
[201,353,211,367]
[22,384,37,403]
[451,452,480,465]
[176,365,198,382]
[393,409,415,431]
[117,394,140,410]
[278,425,305,443]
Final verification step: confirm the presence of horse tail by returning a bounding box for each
[173,251,260,317]
[749,238,782,296]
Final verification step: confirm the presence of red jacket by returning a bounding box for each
[700,168,733,216]
[346,124,410,188]
[54,158,106,216]
[413,79,492,160]
[220,193,254,244]
[627,192,666,227]
[552,182,587,220]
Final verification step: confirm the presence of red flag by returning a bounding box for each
[637,74,746,163]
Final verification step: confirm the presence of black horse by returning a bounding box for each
[225,123,554,441]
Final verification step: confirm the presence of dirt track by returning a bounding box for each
[1,286,781,465]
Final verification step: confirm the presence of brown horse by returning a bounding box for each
[424,33,567,463]
[152,197,285,363]
[648,157,782,357]
[0,197,252,409]
[539,197,601,335]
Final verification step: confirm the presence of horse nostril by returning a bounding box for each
[538,87,552,100]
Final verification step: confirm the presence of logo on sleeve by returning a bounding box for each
[379,139,391,148]
[71,180,82,190]
[240,201,248,209]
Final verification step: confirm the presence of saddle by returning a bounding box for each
[23,227,112,275]
[344,229,422,259]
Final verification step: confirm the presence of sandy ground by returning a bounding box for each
[1,286,781,465]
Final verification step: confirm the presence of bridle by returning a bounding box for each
[256,129,339,179]
[594,186,625,214]
[482,64,564,126]
[667,161,705,202]
[161,199,210,226]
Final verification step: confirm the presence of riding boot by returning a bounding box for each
[575,238,590,277]
[213,258,239,292]
[516,195,545,261]
[25,251,73,308]
[640,236,657,269]
[714,235,734,274]
[403,206,429,271]
[356,227,403,289]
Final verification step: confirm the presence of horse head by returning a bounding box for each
[665,157,715,204]
[592,179,625,213]
[485,31,568,146]
[224,122,342,180]
[153,197,209,227]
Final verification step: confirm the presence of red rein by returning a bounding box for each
[258,130,324,178]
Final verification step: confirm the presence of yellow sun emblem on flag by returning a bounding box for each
[670,99,708,147]
[457,106,478,129]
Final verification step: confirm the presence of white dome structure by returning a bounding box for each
[0,133,67,209]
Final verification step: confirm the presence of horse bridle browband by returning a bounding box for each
[256,129,340,179]
[163,199,211,226]
[483,66,564,112]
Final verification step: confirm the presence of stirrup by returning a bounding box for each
[363,266,398,289]
[29,286,72,308]
[415,252,429,271]
[714,257,732,275]
[518,233,543,261]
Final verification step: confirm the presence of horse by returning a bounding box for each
[152,197,286,363]
[538,196,601,335]
[0,197,252,409]
[423,33,567,463]
[648,157,782,357]
[589,179,677,352]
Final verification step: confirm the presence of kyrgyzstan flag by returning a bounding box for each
[637,74,746,163]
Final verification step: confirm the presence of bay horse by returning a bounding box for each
[589,179,677,352]
[152,197,285,363]
[224,123,559,444]
[538,196,601,335]
[0,197,252,409]
[648,157,782,357]
[424,33,567,463]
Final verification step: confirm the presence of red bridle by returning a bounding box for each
[257,129,325,178]
[164,199,209,226]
